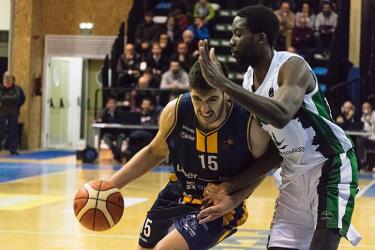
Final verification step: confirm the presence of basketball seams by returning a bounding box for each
[92,180,103,230]
[74,180,124,231]
[75,197,124,208]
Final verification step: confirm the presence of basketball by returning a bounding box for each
[73,180,124,231]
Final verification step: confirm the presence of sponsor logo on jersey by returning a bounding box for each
[180,125,195,141]
[279,146,305,156]
[320,210,333,221]
[222,138,235,149]
[269,87,274,97]
[271,133,287,150]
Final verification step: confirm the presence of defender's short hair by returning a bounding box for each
[189,60,228,91]
[237,5,280,47]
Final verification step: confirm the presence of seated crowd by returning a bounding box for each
[335,100,375,171]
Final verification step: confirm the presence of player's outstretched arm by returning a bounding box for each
[108,99,177,189]
[198,39,315,128]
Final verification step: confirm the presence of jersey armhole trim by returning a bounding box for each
[164,94,182,140]
[247,115,253,153]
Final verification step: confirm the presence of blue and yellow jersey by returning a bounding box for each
[165,93,254,197]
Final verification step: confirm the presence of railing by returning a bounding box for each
[94,87,188,118]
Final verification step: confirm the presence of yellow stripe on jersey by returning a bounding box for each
[196,129,206,152]
[216,230,234,244]
[196,129,218,153]
[206,132,218,153]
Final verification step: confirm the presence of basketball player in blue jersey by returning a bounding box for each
[108,61,281,250]
[197,5,360,250]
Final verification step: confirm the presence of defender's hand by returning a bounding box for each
[198,40,225,88]
[198,193,236,224]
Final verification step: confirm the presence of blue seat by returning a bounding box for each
[312,67,328,77]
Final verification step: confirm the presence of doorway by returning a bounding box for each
[43,57,84,148]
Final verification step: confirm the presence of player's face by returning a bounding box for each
[190,88,225,127]
[230,16,262,67]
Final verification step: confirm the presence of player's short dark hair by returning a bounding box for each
[189,60,228,91]
[237,5,280,47]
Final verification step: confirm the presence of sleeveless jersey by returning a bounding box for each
[166,93,254,197]
[242,51,353,176]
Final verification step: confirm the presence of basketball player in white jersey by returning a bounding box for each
[196,5,359,250]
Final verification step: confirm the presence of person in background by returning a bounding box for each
[193,0,216,25]
[159,33,174,59]
[97,96,126,163]
[355,102,375,171]
[146,42,170,85]
[116,43,141,88]
[188,17,210,41]
[135,11,161,52]
[126,97,161,161]
[162,15,181,44]
[314,1,337,56]
[170,42,195,72]
[0,72,25,155]
[181,29,199,57]
[160,60,189,106]
[295,2,315,29]
[336,100,362,131]
[160,60,189,90]
[274,1,296,49]
[289,15,315,63]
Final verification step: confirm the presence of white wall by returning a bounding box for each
[0,0,11,31]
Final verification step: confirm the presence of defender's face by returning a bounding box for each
[190,89,225,127]
[230,16,261,67]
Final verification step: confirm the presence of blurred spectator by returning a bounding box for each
[188,17,210,41]
[162,15,182,44]
[135,11,161,52]
[0,72,25,155]
[193,0,216,25]
[170,42,195,72]
[159,33,174,58]
[160,60,189,90]
[356,102,375,170]
[336,101,362,130]
[146,42,170,85]
[314,1,337,55]
[274,1,296,49]
[182,29,199,57]
[295,2,315,28]
[160,60,189,107]
[172,8,189,32]
[116,43,141,88]
[97,96,126,162]
[130,73,157,111]
[290,16,315,63]
[125,97,161,161]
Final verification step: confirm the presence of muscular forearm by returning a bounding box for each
[108,145,165,188]
[216,77,291,128]
[228,176,265,208]
[222,144,281,194]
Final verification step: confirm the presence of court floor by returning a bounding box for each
[0,150,374,250]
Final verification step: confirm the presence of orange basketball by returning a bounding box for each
[73,179,124,231]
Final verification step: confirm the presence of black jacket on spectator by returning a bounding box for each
[116,54,140,88]
[135,22,161,47]
[0,84,25,116]
[99,107,123,135]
